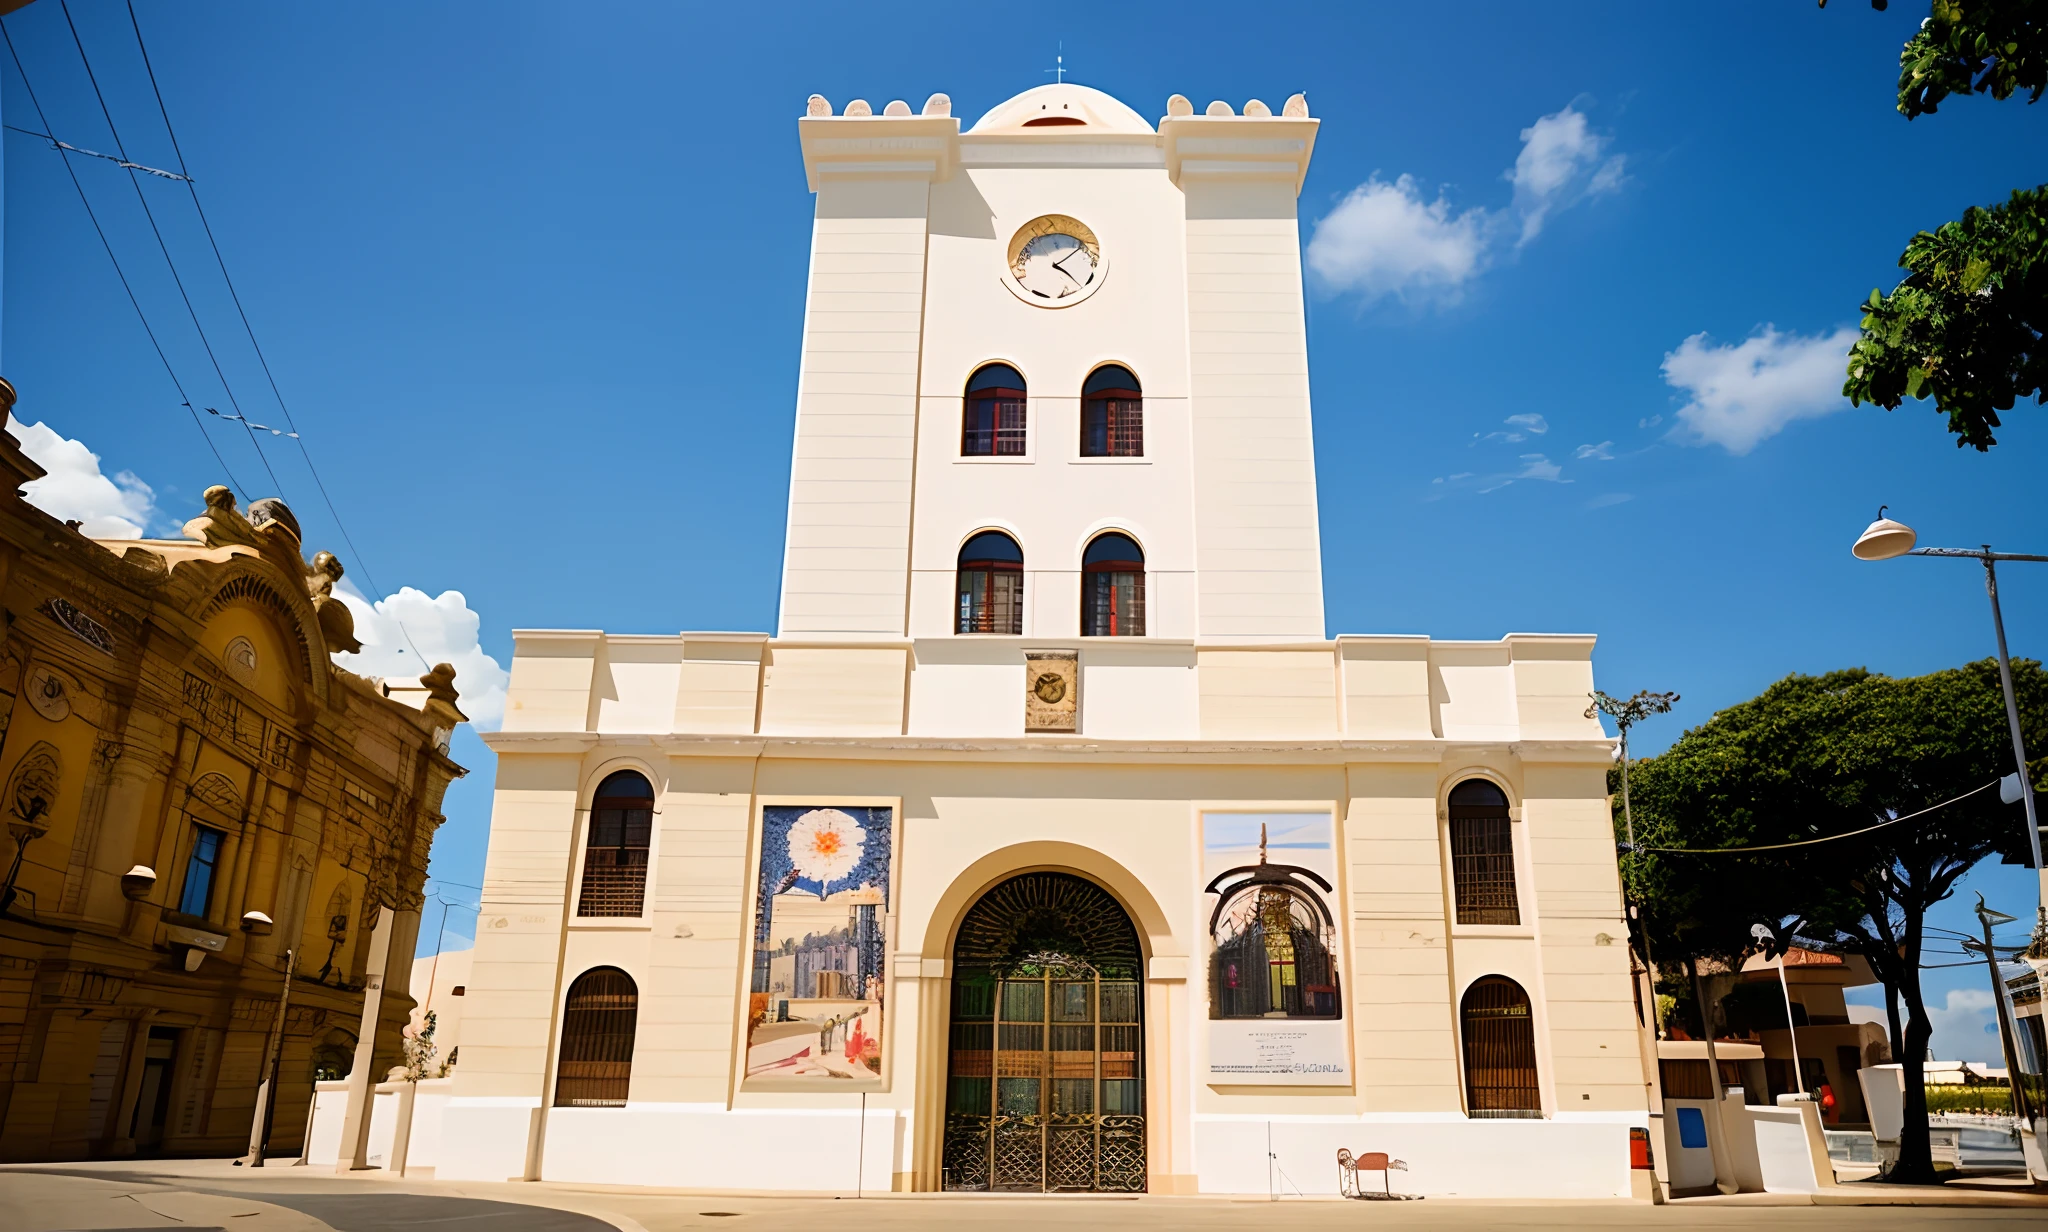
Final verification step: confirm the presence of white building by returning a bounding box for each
[435,82,1645,1198]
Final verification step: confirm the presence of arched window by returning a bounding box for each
[555,966,638,1107]
[1448,779,1519,926]
[1082,365,1142,457]
[957,531,1023,634]
[963,364,1027,456]
[577,771,653,918]
[1461,975,1540,1116]
[1082,533,1144,637]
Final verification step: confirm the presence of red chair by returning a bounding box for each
[1338,1148,1418,1200]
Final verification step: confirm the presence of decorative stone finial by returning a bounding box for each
[923,93,951,116]
[1243,99,1271,117]
[1166,94,1192,117]
[420,661,467,722]
[806,94,832,117]
[1205,100,1234,116]
[1283,93,1309,118]
[183,486,261,548]
[845,99,872,117]
[883,99,911,116]
[306,550,363,654]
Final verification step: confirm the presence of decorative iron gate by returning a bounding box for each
[942,872,1145,1192]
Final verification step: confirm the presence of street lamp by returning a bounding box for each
[1852,508,2048,955]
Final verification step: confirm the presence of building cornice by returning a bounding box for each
[480,729,1616,767]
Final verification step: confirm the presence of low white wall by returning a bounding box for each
[438,1097,541,1182]
[304,1082,349,1165]
[303,1078,457,1174]
[539,1104,903,1191]
[404,1080,456,1174]
[436,1101,1642,1197]
[1193,1116,1635,1198]
[1661,1099,1717,1193]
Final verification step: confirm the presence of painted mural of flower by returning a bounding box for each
[787,808,866,887]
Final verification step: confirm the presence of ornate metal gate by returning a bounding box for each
[941,872,1145,1192]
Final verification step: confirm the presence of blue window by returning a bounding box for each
[179,825,225,917]
[1676,1106,1708,1149]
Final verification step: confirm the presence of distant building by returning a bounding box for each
[442,83,1640,1198]
[0,383,467,1160]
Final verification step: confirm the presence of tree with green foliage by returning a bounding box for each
[1827,1,2047,448]
[1620,659,2047,1185]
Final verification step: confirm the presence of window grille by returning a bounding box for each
[555,966,638,1107]
[1461,975,1541,1116]
[1081,533,1144,637]
[1448,779,1519,925]
[1081,366,1142,457]
[577,771,653,917]
[943,872,1145,1192]
[964,364,1028,456]
[958,531,1024,635]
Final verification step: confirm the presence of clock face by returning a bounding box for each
[1005,215,1104,307]
[1018,232,1096,299]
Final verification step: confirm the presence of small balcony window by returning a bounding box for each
[1082,532,1144,637]
[1081,365,1142,457]
[963,364,1027,456]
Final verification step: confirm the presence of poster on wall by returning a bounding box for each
[745,804,893,1089]
[1201,811,1351,1085]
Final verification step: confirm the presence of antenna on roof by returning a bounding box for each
[1045,43,1066,84]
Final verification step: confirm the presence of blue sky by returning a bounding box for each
[3,3,2042,1059]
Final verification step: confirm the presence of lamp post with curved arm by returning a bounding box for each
[1852,509,2047,956]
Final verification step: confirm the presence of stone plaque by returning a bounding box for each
[1024,650,1078,732]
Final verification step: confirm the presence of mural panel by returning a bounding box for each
[745,804,893,1088]
[1201,811,1350,1085]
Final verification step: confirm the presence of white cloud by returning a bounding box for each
[14,419,156,538]
[1574,441,1615,460]
[1311,103,1623,303]
[1586,492,1633,509]
[332,580,509,730]
[1662,325,1859,455]
[1510,105,1625,244]
[1504,413,1549,435]
[1305,175,1489,302]
[1926,987,1999,1065]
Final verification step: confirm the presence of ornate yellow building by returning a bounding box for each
[0,380,467,1160]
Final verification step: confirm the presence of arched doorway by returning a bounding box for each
[941,872,1145,1192]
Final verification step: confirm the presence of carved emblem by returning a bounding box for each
[42,598,115,655]
[188,771,244,818]
[1024,650,1080,733]
[25,664,75,722]
[7,742,60,836]
[223,636,259,681]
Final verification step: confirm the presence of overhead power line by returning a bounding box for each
[0,122,187,178]
[1626,779,2001,855]
[121,0,398,613]
[0,19,246,492]
[57,0,290,501]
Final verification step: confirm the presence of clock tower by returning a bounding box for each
[778,84,1324,647]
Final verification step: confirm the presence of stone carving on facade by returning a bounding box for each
[181,486,263,550]
[24,663,75,723]
[41,597,116,655]
[305,552,362,655]
[7,742,60,837]
[187,772,244,819]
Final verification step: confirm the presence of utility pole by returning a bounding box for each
[1969,896,2033,1128]
[242,946,295,1166]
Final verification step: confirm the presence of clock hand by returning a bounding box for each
[1052,247,1089,285]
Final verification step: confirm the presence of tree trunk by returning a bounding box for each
[1887,904,1937,1184]
[1884,979,1903,1065]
